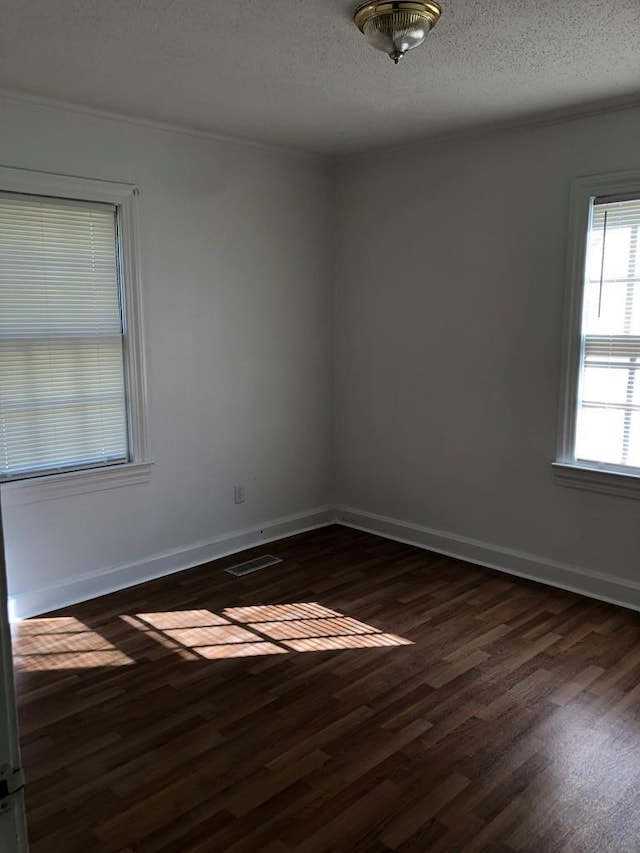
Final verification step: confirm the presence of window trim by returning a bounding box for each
[0,165,152,504]
[555,169,640,498]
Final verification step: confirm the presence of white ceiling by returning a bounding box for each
[0,0,639,154]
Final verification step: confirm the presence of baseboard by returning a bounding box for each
[335,505,640,614]
[13,502,640,620]
[11,506,336,620]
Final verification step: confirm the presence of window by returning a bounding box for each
[555,170,640,497]
[0,167,151,503]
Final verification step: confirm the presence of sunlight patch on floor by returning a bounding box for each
[283,634,411,652]
[133,602,412,660]
[13,604,412,670]
[12,616,135,670]
[225,603,344,623]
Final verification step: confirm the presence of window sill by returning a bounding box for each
[0,460,154,507]
[552,462,640,499]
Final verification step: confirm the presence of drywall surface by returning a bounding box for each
[335,107,640,584]
[0,95,334,603]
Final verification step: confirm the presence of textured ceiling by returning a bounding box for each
[0,0,639,154]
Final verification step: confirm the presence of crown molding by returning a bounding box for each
[2,84,640,166]
[341,93,640,164]
[0,86,326,164]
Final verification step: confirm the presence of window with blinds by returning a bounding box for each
[0,193,130,479]
[575,196,640,470]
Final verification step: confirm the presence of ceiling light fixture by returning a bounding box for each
[354,1,442,64]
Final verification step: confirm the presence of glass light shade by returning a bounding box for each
[354,2,442,64]
[363,12,432,62]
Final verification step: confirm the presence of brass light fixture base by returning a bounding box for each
[354,1,442,63]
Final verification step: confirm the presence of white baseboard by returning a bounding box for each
[336,505,640,614]
[11,506,335,620]
[13,502,640,620]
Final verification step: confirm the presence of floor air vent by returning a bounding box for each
[224,555,283,577]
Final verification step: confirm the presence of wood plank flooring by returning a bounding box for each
[11,525,640,852]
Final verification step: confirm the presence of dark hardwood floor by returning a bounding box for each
[11,525,640,852]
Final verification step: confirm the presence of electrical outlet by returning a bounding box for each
[234,485,245,505]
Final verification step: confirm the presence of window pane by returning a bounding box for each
[583,279,640,336]
[575,407,625,466]
[0,195,129,478]
[575,197,640,468]
[0,198,122,336]
[627,413,640,468]
[586,227,631,284]
[581,365,630,407]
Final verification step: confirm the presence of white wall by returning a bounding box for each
[335,107,640,589]
[4,93,640,617]
[0,95,334,614]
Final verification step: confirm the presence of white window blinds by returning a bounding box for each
[0,193,129,479]
[576,196,640,469]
